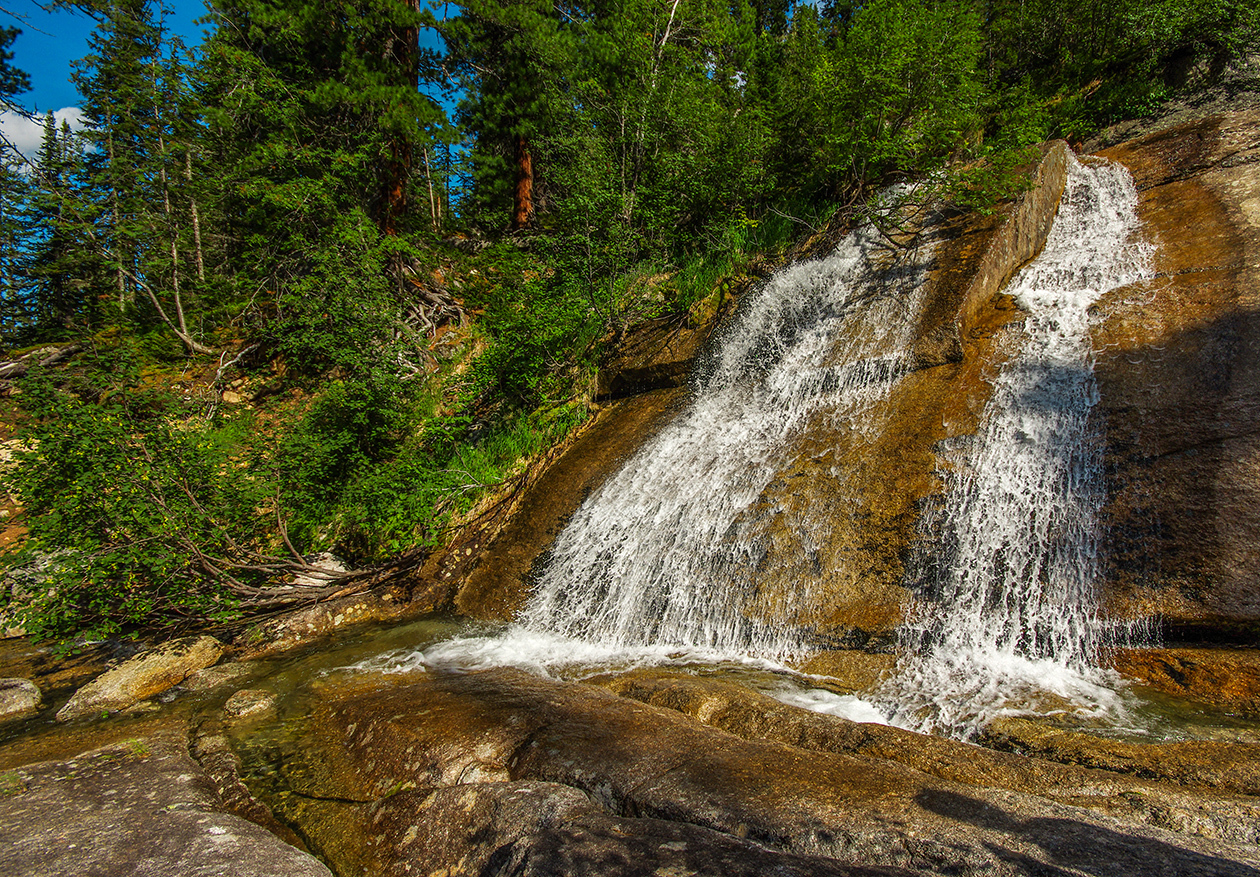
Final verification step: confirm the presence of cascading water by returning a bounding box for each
[876,154,1154,738]
[409,153,1155,742]
[516,206,939,661]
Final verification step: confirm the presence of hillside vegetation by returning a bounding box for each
[0,0,1255,644]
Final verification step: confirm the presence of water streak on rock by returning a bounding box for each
[879,155,1154,738]
[520,216,937,658]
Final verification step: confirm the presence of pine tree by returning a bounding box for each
[23,113,99,334]
[198,0,450,374]
[0,151,33,337]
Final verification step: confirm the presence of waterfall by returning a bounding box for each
[413,153,1153,744]
[518,209,939,659]
[876,155,1153,738]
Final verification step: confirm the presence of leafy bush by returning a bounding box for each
[2,379,263,641]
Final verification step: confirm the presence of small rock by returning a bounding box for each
[223,689,277,720]
[57,635,224,722]
[183,662,259,692]
[0,678,41,722]
[221,390,244,404]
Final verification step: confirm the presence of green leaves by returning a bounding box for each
[1,379,263,641]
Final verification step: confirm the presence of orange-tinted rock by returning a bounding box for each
[315,666,1260,875]
[597,668,1260,844]
[1093,108,1260,633]
[733,146,1070,644]
[982,715,1260,797]
[1110,648,1260,718]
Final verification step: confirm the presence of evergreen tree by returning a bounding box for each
[72,0,164,313]
[0,152,33,336]
[23,114,99,335]
[198,0,449,373]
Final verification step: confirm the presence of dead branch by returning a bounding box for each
[0,343,85,381]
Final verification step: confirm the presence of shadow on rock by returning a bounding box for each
[916,788,1260,877]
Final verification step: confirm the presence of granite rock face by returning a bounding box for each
[0,736,331,877]
[312,667,1260,877]
[1091,108,1260,636]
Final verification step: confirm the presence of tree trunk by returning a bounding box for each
[185,151,205,282]
[512,133,535,230]
[379,0,421,237]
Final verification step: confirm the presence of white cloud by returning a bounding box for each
[0,107,86,160]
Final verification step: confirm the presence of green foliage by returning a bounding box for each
[2,374,263,641]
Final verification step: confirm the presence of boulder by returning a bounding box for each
[0,677,40,722]
[314,667,1260,876]
[0,736,331,877]
[56,635,224,722]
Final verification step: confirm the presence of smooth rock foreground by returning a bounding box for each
[309,667,1260,877]
[0,735,331,877]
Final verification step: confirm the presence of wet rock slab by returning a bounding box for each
[598,668,1260,846]
[317,667,1260,877]
[1111,647,1260,718]
[0,736,331,877]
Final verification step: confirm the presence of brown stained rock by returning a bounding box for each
[732,147,1070,645]
[453,388,685,622]
[0,678,39,723]
[981,716,1260,797]
[0,737,331,877]
[56,636,224,722]
[318,667,1260,876]
[1093,108,1260,632]
[596,668,1260,846]
[1111,648,1260,717]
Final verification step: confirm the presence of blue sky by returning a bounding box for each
[1,0,455,157]
[4,0,209,113]
[0,0,207,155]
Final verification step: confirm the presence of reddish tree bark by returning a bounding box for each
[512,133,535,230]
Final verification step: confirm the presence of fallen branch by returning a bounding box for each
[0,343,84,381]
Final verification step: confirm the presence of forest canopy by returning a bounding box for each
[0,0,1256,643]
